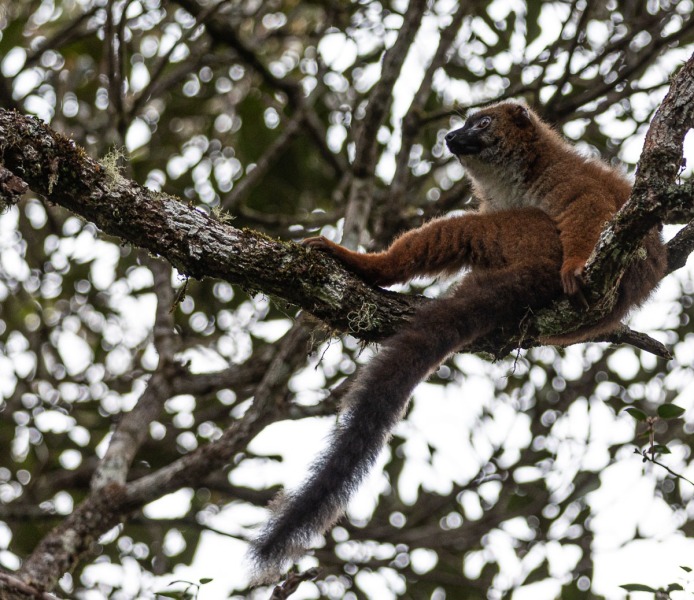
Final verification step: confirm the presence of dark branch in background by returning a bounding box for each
[90,364,179,490]
[234,205,342,239]
[667,221,694,273]
[537,0,588,98]
[24,5,100,69]
[147,256,179,362]
[75,340,282,497]
[173,0,349,211]
[175,0,299,99]
[351,0,428,178]
[128,1,226,119]
[341,0,428,248]
[105,0,126,141]
[223,109,306,211]
[17,314,314,593]
[386,4,470,211]
[553,10,694,120]
[420,3,694,130]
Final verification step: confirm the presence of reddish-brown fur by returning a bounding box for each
[248,102,666,583]
[304,209,562,286]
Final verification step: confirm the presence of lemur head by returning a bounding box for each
[444,101,558,210]
[445,101,539,171]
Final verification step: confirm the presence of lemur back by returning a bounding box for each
[247,101,667,584]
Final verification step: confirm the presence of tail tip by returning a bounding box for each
[246,533,309,587]
[245,541,285,586]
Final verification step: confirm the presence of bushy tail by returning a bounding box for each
[246,260,564,583]
[247,296,475,584]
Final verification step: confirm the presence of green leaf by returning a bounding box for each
[680,565,692,573]
[624,407,648,421]
[651,444,671,455]
[199,578,213,585]
[657,404,686,419]
[667,583,684,591]
[619,583,658,592]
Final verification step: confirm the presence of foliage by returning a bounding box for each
[0,0,694,599]
[621,565,692,598]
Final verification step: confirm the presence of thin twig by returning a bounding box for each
[636,449,694,487]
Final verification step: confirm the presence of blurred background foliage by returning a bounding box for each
[1,0,694,598]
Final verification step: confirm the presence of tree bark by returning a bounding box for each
[0,101,688,357]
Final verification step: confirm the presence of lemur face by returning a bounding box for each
[444,113,493,155]
[445,101,534,163]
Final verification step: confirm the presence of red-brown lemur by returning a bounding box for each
[248,101,667,583]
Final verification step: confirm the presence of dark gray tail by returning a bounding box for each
[247,297,472,583]
[247,261,563,583]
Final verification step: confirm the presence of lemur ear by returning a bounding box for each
[511,104,532,128]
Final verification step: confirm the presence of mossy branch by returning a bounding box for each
[0,103,687,358]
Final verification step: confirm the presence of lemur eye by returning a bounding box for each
[474,116,492,129]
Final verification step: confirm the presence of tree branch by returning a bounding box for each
[0,108,417,341]
[667,220,694,273]
[387,4,470,209]
[0,571,58,600]
[90,363,180,490]
[351,0,428,178]
[342,0,428,250]
[0,105,682,358]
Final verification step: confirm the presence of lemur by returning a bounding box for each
[248,101,667,583]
